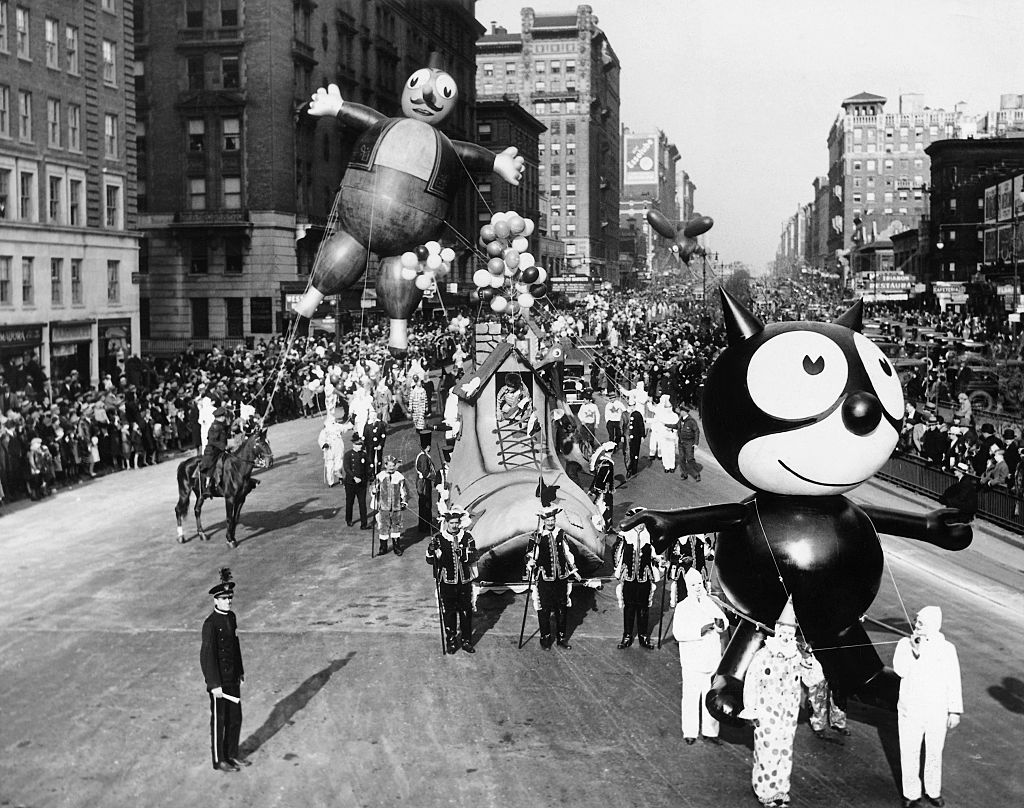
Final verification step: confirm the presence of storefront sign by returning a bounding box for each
[998,180,1014,221]
[0,324,44,347]
[50,322,93,343]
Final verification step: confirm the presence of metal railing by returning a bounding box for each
[878,453,1024,536]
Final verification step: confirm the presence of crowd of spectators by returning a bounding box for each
[0,312,467,514]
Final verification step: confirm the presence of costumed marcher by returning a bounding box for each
[199,406,231,494]
[342,434,369,529]
[408,374,430,442]
[587,441,617,532]
[802,643,850,740]
[604,394,626,446]
[672,568,727,745]
[526,505,581,650]
[317,412,347,487]
[415,441,436,536]
[363,406,387,475]
[612,510,662,649]
[649,394,679,471]
[624,396,646,478]
[893,606,963,808]
[370,454,408,555]
[576,394,600,446]
[426,506,478,654]
[678,406,702,481]
[665,533,708,606]
[199,568,250,772]
[741,597,823,808]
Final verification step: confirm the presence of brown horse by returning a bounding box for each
[175,428,273,547]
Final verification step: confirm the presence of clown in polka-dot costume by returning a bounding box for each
[741,597,823,807]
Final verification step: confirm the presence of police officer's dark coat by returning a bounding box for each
[200,610,244,690]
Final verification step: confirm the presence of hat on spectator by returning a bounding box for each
[1003,428,1016,440]
[980,423,995,434]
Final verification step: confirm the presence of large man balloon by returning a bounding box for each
[294,53,525,355]
[623,289,972,721]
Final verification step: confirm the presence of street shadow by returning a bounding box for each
[564,586,599,639]
[263,451,299,469]
[473,588,517,645]
[231,499,330,544]
[988,676,1024,714]
[238,652,356,758]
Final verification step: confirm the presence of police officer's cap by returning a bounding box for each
[208,567,236,598]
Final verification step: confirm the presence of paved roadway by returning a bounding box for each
[0,413,1022,808]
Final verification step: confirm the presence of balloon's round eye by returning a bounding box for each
[407,69,431,89]
[435,74,457,99]
[854,332,904,419]
[747,332,848,419]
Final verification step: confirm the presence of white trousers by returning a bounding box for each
[898,710,948,800]
[680,658,718,739]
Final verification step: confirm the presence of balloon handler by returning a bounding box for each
[296,53,525,355]
[426,506,479,654]
[621,289,973,724]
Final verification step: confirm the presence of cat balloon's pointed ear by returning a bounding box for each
[719,287,764,346]
[833,298,864,332]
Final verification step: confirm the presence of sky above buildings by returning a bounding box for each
[475,0,1024,273]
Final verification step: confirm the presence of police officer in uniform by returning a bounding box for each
[342,434,370,528]
[526,506,581,650]
[613,511,662,649]
[426,506,478,654]
[200,568,249,772]
[199,406,231,494]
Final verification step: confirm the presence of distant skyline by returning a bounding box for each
[474,0,1024,273]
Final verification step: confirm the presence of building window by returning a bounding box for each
[221,0,238,27]
[104,182,121,227]
[47,174,62,222]
[15,5,28,59]
[0,256,10,304]
[65,25,78,73]
[191,298,209,337]
[102,39,117,86]
[0,84,8,137]
[565,59,575,74]
[67,103,80,151]
[250,297,273,332]
[47,98,60,147]
[535,81,545,92]
[19,169,35,220]
[21,256,33,304]
[223,176,241,209]
[566,101,577,114]
[0,168,8,219]
[101,0,115,11]
[18,89,31,140]
[106,260,120,302]
[221,56,239,88]
[190,239,208,274]
[225,297,243,337]
[104,113,118,158]
[566,203,576,216]
[477,122,492,139]
[70,258,82,303]
[187,55,204,90]
[188,118,205,151]
[44,17,58,68]
[189,177,206,210]
[534,102,546,115]
[505,62,516,76]
[186,0,203,28]
[50,257,62,304]
[482,62,493,77]
[225,238,244,273]
[222,117,239,150]
[0,1,7,53]
[140,296,150,339]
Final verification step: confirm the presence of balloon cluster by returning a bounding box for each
[399,241,457,292]
[472,211,549,314]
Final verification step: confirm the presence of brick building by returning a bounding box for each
[134,0,483,352]
[477,5,621,288]
[0,0,139,388]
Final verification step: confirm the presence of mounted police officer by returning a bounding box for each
[199,405,231,494]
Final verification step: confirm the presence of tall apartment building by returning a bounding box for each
[1,0,139,388]
[675,166,695,223]
[619,127,679,287]
[135,0,482,352]
[476,5,621,287]
[825,92,972,263]
[976,93,1024,139]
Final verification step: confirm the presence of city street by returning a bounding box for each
[1,415,1022,808]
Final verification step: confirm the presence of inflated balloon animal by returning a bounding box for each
[623,289,972,721]
[646,210,714,265]
[294,53,525,355]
